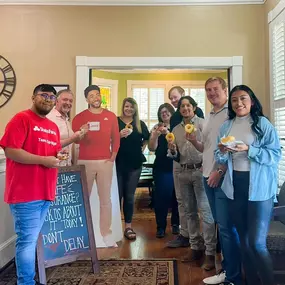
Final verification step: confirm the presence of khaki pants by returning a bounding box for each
[78,159,113,237]
[173,161,189,238]
[177,167,216,256]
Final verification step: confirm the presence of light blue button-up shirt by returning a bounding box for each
[214,116,282,201]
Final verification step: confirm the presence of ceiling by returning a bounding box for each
[0,0,265,5]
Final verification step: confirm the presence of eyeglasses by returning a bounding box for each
[37,93,57,102]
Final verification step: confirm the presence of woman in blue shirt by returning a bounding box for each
[215,85,281,285]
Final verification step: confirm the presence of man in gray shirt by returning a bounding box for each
[187,77,241,285]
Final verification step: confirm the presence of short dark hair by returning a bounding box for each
[157,103,175,122]
[177,95,198,111]
[33,84,57,96]
[84,85,100,98]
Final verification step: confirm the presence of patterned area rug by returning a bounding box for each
[0,259,178,285]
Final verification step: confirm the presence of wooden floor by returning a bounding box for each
[96,190,217,285]
[97,220,217,285]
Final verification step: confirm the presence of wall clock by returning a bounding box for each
[0,55,16,108]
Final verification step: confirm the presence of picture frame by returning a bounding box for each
[51,84,70,93]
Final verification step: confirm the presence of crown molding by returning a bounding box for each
[99,68,226,73]
[0,0,265,6]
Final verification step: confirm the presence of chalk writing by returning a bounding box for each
[40,171,90,260]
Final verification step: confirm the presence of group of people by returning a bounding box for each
[0,76,281,285]
[148,78,281,285]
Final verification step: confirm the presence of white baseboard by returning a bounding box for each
[0,235,16,269]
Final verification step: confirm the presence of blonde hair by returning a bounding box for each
[121,97,142,133]
[205,77,227,90]
[168,86,185,99]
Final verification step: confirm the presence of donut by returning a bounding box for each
[57,152,69,161]
[125,124,133,129]
[185,124,196,134]
[221,136,235,145]
[166,132,175,143]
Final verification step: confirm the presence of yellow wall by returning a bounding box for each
[0,5,266,135]
[92,69,227,110]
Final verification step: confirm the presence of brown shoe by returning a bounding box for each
[181,249,204,263]
[201,255,215,271]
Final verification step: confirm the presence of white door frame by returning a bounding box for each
[75,56,243,114]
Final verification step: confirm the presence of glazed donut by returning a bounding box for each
[166,132,175,143]
[221,136,235,145]
[125,124,133,129]
[184,124,196,134]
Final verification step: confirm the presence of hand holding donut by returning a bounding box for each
[186,132,197,144]
[165,132,175,143]
[185,124,196,134]
[168,141,177,153]
[120,128,130,138]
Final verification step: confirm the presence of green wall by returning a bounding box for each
[92,69,227,113]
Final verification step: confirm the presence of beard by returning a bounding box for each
[34,104,53,116]
[60,105,71,115]
[90,102,101,108]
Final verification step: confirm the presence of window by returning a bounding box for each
[98,85,112,110]
[132,87,165,130]
[269,5,285,188]
[182,87,206,114]
[128,80,207,130]
[274,107,285,187]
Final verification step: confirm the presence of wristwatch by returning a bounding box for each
[217,168,224,176]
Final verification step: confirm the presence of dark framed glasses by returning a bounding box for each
[37,93,57,102]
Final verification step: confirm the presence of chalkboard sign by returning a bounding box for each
[37,165,99,284]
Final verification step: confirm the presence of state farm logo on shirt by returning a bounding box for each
[33,125,57,135]
[33,125,58,147]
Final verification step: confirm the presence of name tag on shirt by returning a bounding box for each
[88,122,100,131]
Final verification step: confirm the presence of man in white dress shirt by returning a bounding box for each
[47,89,84,165]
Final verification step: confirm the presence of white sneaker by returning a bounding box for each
[103,234,118,248]
[203,271,226,284]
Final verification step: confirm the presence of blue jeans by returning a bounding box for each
[9,200,51,285]
[153,170,179,230]
[203,177,242,284]
[230,171,274,285]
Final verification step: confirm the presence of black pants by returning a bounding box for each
[117,167,142,224]
[153,169,179,230]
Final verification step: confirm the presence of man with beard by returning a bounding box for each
[72,85,120,247]
[0,84,68,285]
[47,89,85,166]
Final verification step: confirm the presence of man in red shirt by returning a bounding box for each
[0,84,62,285]
[72,85,120,247]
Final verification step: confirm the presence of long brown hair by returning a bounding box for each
[121,97,142,133]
